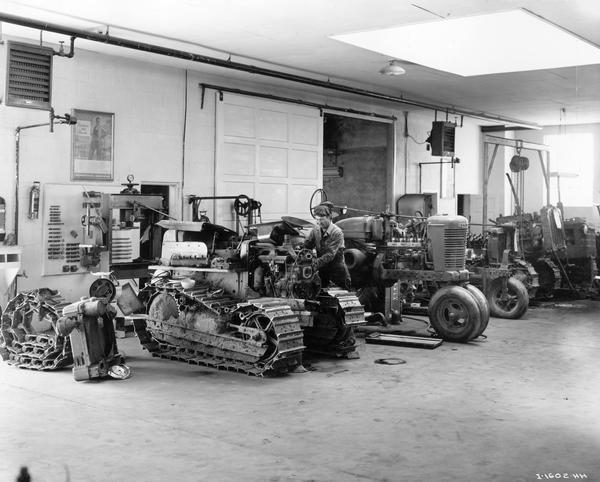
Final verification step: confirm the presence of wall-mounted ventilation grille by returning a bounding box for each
[6,41,53,110]
[430,121,456,157]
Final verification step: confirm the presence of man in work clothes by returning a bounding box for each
[304,204,351,290]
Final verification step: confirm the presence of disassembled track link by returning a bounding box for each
[302,288,366,357]
[0,289,73,370]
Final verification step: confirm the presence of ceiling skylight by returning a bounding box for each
[330,9,600,76]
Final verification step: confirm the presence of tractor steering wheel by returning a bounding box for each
[309,188,328,219]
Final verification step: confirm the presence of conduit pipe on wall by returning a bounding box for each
[403,111,409,194]
[0,12,539,129]
[14,110,76,245]
[199,83,396,121]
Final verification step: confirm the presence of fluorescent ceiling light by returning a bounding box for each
[330,9,600,77]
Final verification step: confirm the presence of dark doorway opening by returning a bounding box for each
[323,114,394,215]
[457,194,466,216]
[140,184,170,260]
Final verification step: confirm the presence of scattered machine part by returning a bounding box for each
[366,332,443,349]
[89,276,118,301]
[56,297,126,381]
[374,358,406,365]
[108,364,131,379]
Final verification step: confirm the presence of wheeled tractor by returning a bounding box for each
[309,189,489,343]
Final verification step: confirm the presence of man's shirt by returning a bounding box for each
[303,222,345,269]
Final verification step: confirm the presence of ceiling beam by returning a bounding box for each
[481,125,542,133]
[0,12,540,128]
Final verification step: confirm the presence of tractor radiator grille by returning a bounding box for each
[6,42,53,110]
[444,228,467,270]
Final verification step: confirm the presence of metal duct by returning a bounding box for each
[6,41,53,110]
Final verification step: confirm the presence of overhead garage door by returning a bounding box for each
[215,92,322,229]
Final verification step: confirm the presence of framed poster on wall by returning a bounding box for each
[71,109,114,181]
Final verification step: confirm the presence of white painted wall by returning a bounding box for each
[1,44,185,301]
[400,110,482,215]
[0,37,486,303]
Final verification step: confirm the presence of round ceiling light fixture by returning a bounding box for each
[379,60,406,76]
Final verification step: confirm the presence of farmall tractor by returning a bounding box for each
[310,191,489,343]
[394,195,531,319]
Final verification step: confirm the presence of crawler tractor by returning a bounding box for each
[132,206,365,376]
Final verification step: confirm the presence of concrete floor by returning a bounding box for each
[1,301,600,482]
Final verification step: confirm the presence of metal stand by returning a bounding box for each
[481,135,551,225]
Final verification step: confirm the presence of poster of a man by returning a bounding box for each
[89,116,107,160]
[71,109,114,181]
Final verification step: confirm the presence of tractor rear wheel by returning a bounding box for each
[428,285,482,343]
[487,277,529,319]
[464,284,490,338]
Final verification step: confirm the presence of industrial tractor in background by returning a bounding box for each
[450,204,598,318]
[310,191,489,343]
[490,206,599,301]
[129,194,366,377]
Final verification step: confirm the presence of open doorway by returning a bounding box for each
[140,183,170,260]
[322,113,395,215]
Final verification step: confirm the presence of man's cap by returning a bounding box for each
[313,204,332,217]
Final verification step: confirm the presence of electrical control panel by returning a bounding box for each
[42,184,117,275]
[41,183,164,276]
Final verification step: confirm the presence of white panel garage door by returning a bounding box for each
[215,93,322,229]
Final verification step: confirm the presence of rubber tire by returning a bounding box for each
[464,284,491,338]
[487,277,529,319]
[428,285,482,343]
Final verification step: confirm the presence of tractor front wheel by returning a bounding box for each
[428,285,482,343]
[487,277,529,319]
